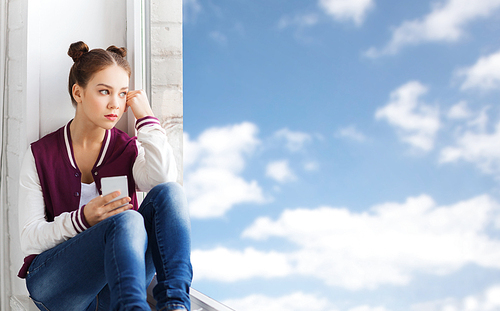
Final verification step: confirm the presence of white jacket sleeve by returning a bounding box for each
[133,117,178,192]
[18,148,88,256]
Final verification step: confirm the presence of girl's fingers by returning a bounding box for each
[126,90,144,102]
[99,191,121,204]
[86,191,120,210]
[105,204,133,218]
[84,192,132,226]
[104,196,132,211]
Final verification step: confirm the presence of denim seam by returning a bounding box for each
[153,198,172,288]
[110,217,124,305]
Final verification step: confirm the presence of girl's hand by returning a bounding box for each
[125,90,155,119]
[83,191,133,226]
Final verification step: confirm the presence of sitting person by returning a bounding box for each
[17,41,192,311]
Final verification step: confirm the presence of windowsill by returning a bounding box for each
[10,296,37,311]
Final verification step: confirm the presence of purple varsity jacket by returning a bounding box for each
[18,117,159,278]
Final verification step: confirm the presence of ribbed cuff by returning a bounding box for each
[136,116,161,131]
[71,205,91,233]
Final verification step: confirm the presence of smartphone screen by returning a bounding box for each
[101,176,129,206]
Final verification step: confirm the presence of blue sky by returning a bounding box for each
[182,1,500,310]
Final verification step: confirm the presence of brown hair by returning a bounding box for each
[67,41,131,106]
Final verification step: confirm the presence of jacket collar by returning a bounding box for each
[63,120,111,170]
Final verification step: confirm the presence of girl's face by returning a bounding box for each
[73,65,129,130]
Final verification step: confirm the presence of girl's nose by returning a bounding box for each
[108,96,120,109]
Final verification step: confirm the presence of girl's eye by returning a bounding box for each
[120,92,127,97]
[99,90,109,95]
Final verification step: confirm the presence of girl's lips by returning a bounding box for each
[105,114,118,121]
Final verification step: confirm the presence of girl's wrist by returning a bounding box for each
[130,104,154,120]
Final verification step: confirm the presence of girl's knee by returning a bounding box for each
[152,183,187,207]
[115,209,143,223]
[151,182,184,199]
[149,182,189,218]
[108,210,147,259]
[111,210,146,237]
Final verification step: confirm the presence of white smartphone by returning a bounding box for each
[101,176,129,206]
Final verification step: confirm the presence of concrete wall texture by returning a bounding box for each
[151,0,184,184]
[0,0,183,309]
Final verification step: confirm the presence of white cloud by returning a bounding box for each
[192,194,500,289]
[222,292,390,311]
[318,0,374,26]
[348,307,390,311]
[439,120,500,176]
[223,292,335,311]
[183,0,202,23]
[376,81,440,151]
[447,101,471,119]
[184,168,265,218]
[457,49,500,91]
[365,0,500,57]
[304,161,320,171]
[191,247,292,282]
[209,31,228,45]
[468,107,490,132]
[273,128,312,152]
[335,125,367,142]
[184,123,266,218]
[410,284,500,311]
[266,160,297,183]
[239,194,500,290]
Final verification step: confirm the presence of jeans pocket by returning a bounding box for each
[30,296,51,311]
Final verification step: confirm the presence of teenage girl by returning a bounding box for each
[17,41,192,311]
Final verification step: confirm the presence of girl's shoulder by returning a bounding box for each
[31,124,66,149]
[110,126,137,145]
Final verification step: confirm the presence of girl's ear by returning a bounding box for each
[72,84,83,104]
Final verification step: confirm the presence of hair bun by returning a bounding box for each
[106,45,127,58]
[68,41,89,62]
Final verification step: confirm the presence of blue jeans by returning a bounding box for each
[25,182,193,311]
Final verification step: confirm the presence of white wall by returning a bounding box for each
[150,0,184,183]
[1,0,9,309]
[4,0,30,307]
[34,0,128,137]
